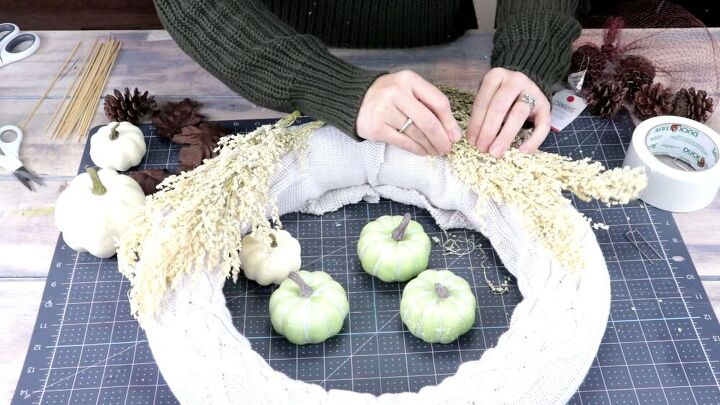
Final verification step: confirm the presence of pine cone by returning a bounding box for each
[587,80,628,118]
[672,87,715,123]
[104,88,156,125]
[151,98,205,139]
[570,44,607,89]
[615,55,656,101]
[634,83,674,120]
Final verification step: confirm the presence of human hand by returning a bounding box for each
[357,70,462,156]
[466,68,551,158]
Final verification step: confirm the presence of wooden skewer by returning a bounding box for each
[45,40,99,137]
[46,37,121,142]
[59,40,108,138]
[81,39,120,138]
[60,40,108,138]
[58,40,103,137]
[54,38,101,140]
[80,41,122,138]
[21,41,82,131]
[78,39,121,140]
[81,38,120,140]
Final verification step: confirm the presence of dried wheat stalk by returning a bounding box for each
[118,89,646,320]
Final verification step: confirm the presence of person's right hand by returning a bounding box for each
[356,70,462,156]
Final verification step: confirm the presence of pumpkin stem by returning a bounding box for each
[87,167,107,195]
[108,122,121,140]
[392,213,412,241]
[434,283,450,299]
[276,110,302,129]
[288,272,313,297]
[269,232,278,248]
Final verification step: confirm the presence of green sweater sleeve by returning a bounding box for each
[492,0,581,96]
[152,0,384,137]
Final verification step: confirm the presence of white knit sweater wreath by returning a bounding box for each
[118,118,636,404]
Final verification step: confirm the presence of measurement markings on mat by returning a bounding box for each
[13,112,720,404]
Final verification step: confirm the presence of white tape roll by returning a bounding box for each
[624,116,720,212]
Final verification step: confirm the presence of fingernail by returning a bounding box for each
[452,127,462,141]
[489,145,501,158]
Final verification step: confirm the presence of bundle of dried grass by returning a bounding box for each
[118,88,646,320]
[443,87,646,270]
[118,112,322,319]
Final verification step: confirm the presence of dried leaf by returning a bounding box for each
[175,122,225,171]
[173,122,223,146]
[128,168,173,195]
[151,98,204,139]
[179,146,209,172]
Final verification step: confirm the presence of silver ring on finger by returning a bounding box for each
[518,93,537,112]
[399,117,413,134]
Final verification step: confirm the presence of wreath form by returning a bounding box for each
[130,127,611,404]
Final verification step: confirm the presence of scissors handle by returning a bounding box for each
[0,23,19,42]
[0,23,40,67]
[0,125,23,159]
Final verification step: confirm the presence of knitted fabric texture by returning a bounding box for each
[492,0,581,97]
[153,0,580,136]
[262,0,478,48]
[128,126,610,404]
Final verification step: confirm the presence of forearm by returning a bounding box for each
[492,0,581,96]
[153,0,384,137]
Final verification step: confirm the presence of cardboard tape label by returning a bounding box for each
[624,116,720,212]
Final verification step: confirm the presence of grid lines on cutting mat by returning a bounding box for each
[12,111,720,405]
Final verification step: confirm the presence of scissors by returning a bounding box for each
[0,125,44,191]
[0,23,40,68]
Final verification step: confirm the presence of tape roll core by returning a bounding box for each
[624,116,720,212]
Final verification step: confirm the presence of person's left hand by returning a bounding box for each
[466,67,551,158]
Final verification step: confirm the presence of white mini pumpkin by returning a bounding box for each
[239,229,301,285]
[55,168,145,258]
[90,122,146,171]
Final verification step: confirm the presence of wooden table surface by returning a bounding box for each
[1,29,719,403]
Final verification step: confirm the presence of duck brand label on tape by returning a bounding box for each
[646,123,717,170]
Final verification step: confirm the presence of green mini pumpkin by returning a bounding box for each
[269,271,349,345]
[357,213,431,282]
[400,269,476,344]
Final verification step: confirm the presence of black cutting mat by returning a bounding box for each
[13,111,720,404]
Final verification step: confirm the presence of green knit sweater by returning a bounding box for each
[153,0,580,137]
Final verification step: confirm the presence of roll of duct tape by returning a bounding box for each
[624,116,720,212]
